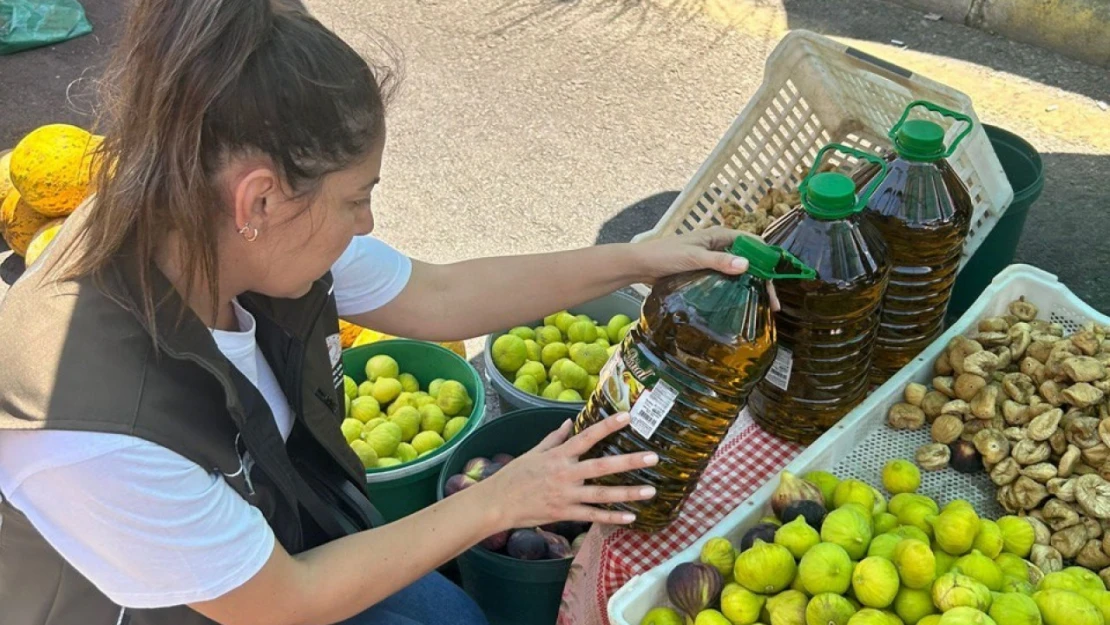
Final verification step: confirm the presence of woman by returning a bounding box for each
[0,2,758,625]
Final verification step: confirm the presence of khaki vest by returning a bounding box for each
[0,215,380,625]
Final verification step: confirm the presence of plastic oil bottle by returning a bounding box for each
[572,236,815,533]
[747,145,892,444]
[858,100,976,384]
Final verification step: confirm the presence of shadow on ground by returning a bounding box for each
[598,153,1110,314]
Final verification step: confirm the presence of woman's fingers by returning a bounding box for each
[531,418,573,453]
[577,483,657,505]
[559,412,630,457]
[563,505,638,526]
[573,450,658,481]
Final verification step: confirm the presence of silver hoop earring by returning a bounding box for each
[238,223,259,242]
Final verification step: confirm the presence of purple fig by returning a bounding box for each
[770,471,825,518]
[479,530,509,552]
[541,520,590,541]
[445,473,477,496]
[739,522,779,551]
[492,453,515,466]
[571,533,587,555]
[666,562,723,621]
[506,529,547,560]
[781,500,827,530]
[536,527,573,559]
[478,462,504,480]
[464,457,491,481]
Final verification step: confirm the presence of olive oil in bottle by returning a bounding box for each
[749,145,892,444]
[860,101,976,383]
[573,236,815,533]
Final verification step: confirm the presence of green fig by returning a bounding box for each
[804,470,841,507]
[821,507,873,560]
[931,507,981,556]
[972,520,1004,559]
[734,539,796,595]
[1033,589,1104,625]
[996,516,1036,558]
[994,553,1029,581]
[766,590,808,625]
[874,513,899,535]
[694,609,732,625]
[938,606,997,625]
[932,572,993,612]
[806,593,857,625]
[699,537,737,579]
[852,557,900,609]
[893,587,938,625]
[868,533,904,561]
[987,592,1042,625]
[798,542,853,595]
[720,584,764,625]
[953,550,1004,591]
[775,516,820,559]
[893,539,936,590]
[640,607,685,625]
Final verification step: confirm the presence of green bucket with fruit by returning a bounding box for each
[437,407,590,625]
[483,290,642,412]
[342,339,486,524]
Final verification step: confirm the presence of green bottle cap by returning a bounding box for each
[729,236,816,281]
[894,119,946,161]
[802,172,858,219]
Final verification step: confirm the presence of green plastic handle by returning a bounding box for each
[797,143,889,214]
[889,100,974,158]
[767,248,817,280]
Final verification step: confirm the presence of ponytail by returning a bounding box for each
[59,0,398,336]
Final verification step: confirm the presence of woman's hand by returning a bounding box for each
[480,413,659,530]
[632,226,780,309]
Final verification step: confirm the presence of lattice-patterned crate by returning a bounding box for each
[608,263,1109,625]
[632,30,1012,271]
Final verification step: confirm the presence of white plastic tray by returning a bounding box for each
[608,263,1110,625]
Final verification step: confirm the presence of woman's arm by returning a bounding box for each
[191,414,655,625]
[345,227,753,342]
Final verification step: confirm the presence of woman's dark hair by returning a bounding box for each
[60,0,399,331]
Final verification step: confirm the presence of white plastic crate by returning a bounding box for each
[631,30,1012,272]
[608,263,1110,625]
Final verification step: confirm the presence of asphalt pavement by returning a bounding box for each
[1,0,1108,344]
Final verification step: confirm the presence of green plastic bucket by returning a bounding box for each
[947,124,1044,324]
[436,407,581,625]
[342,339,486,524]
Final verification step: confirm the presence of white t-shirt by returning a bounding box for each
[0,235,412,610]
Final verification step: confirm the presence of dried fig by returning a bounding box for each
[1027,402,1054,419]
[1004,427,1026,442]
[1030,544,1063,573]
[1077,540,1110,569]
[1075,474,1110,519]
[979,316,1012,333]
[1010,323,1033,360]
[990,457,1020,486]
[1027,408,1063,441]
[1076,463,1099,476]
[1003,400,1031,426]
[1020,356,1045,382]
[1050,430,1069,456]
[1059,445,1083,478]
[1085,445,1110,467]
[1100,419,1110,449]
[942,399,971,418]
[915,442,951,471]
[1066,416,1102,449]
[1002,373,1036,404]
[964,351,1001,377]
[1042,498,1080,531]
[971,385,1001,419]
[1009,297,1038,322]
[1063,383,1106,409]
[921,391,949,420]
[886,403,926,430]
[934,376,956,398]
[961,418,993,440]
[977,332,1010,348]
[1050,524,1088,559]
[1073,329,1101,356]
[998,484,1020,513]
[1021,462,1058,483]
[1064,356,1107,383]
[948,337,983,375]
[1010,476,1049,510]
[1047,478,1076,503]
[973,429,1011,464]
[1041,380,1065,406]
[931,414,964,444]
[1085,516,1104,540]
[955,373,988,402]
[934,350,954,376]
[992,346,1013,370]
[904,383,927,407]
[1101,567,1110,591]
[1012,438,1051,465]
[1027,515,1053,545]
[1029,340,1057,364]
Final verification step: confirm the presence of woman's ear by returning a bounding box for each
[231,167,279,235]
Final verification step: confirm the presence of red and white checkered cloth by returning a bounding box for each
[556,413,804,625]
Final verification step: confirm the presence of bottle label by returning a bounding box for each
[765,345,793,391]
[599,342,678,441]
